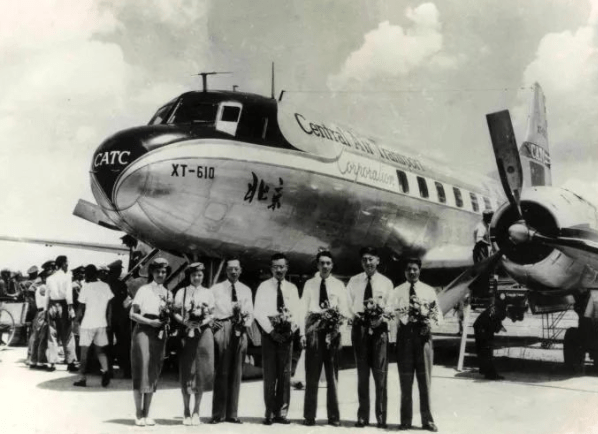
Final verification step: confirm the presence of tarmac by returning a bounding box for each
[2,312,598,434]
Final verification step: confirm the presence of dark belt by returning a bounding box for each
[216,316,233,322]
[37,308,45,312]
[49,299,67,305]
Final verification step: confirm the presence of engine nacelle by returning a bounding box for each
[491,186,598,291]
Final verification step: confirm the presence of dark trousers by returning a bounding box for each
[47,300,77,364]
[396,324,434,426]
[304,330,340,421]
[261,332,293,418]
[108,319,131,376]
[213,320,247,420]
[474,330,497,376]
[352,324,388,424]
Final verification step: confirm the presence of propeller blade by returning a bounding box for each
[437,251,503,315]
[486,110,523,214]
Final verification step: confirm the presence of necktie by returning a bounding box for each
[409,283,416,304]
[276,280,285,310]
[319,278,329,306]
[231,283,238,303]
[363,276,373,301]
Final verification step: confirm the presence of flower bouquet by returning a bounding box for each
[231,302,250,337]
[359,298,395,335]
[306,301,347,347]
[186,299,213,338]
[396,296,439,340]
[268,307,295,342]
[143,294,173,340]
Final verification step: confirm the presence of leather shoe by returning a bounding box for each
[377,422,388,429]
[226,418,242,424]
[398,423,412,430]
[328,420,341,427]
[263,418,273,425]
[73,379,86,387]
[273,416,290,424]
[101,371,111,387]
[209,418,223,424]
[423,422,439,432]
[485,373,505,381]
[67,363,78,373]
[303,419,315,426]
[355,419,368,428]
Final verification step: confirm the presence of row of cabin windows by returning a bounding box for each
[397,170,493,212]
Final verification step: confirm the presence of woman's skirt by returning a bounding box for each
[131,323,166,393]
[179,327,214,394]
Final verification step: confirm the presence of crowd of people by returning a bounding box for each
[5,212,521,431]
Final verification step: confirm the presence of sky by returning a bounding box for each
[1,0,598,271]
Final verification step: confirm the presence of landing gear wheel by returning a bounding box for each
[563,327,584,373]
[0,308,15,349]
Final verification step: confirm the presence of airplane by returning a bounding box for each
[75,74,598,371]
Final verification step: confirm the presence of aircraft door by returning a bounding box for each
[216,101,243,136]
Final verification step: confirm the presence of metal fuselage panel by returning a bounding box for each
[108,138,482,275]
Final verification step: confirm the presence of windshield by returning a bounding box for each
[168,101,218,124]
[148,102,175,125]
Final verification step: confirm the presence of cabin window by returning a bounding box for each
[396,170,409,193]
[453,187,463,208]
[417,177,429,199]
[483,196,492,211]
[470,193,479,212]
[435,182,446,203]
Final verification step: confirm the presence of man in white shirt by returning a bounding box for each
[473,210,494,263]
[73,264,114,388]
[302,251,349,427]
[347,247,394,429]
[391,257,442,432]
[46,255,78,371]
[254,253,304,425]
[210,258,254,424]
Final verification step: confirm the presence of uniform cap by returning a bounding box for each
[108,259,123,269]
[27,266,39,275]
[187,262,205,272]
[149,257,169,269]
[41,260,55,270]
[71,266,85,273]
[98,264,109,272]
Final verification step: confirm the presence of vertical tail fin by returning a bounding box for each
[519,82,552,187]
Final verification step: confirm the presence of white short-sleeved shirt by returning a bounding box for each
[254,278,301,335]
[210,279,254,324]
[132,282,169,317]
[389,280,444,326]
[174,285,214,316]
[346,271,393,317]
[79,280,114,329]
[35,284,48,311]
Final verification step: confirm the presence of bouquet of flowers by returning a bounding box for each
[186,299,213,338]
[144,294,172,340]
[306,301,347,347]
[231,302,250,337]
[396,296,439,339]
[268,307,295,342]
[359,298,395,335]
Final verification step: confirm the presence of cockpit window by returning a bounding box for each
[149,103,174,125]
[169,102,218,124]
[221,105,241,122]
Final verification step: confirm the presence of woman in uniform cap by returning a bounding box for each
[173,261,215,426]
[129,257,172,426]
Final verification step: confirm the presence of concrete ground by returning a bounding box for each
[2,311,598,434]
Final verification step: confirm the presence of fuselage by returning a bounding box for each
[90,90,505,277]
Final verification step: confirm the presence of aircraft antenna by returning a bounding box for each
[192,71,232,92]
[271,62,275,99]
[233,85,239,92]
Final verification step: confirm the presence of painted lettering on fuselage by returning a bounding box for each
[171,164,215,178]
[94,150,131,167]
[294,112,424,172]
[522,142,551,167]
[244,172,284,210]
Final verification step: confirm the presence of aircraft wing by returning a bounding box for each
[0,235,129,254]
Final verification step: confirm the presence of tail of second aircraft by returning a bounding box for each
[519,82,552,187]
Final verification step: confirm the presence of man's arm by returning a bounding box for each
[254,284,273,334]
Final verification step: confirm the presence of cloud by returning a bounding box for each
[327,3,458,89]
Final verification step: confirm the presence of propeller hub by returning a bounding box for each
[508,221,532,244]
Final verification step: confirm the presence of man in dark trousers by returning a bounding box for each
[347,247,394,428]
[254,253,304,425]
[106,260,131,378]
[391,258,442,432]
[210,258,254,424]
[301,251,349,427]
[474,301,508,380]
